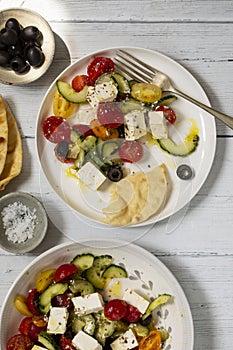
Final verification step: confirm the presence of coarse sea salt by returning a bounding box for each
[1,201,37,243]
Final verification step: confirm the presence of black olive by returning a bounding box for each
[56,141,70,158]
[139,314,152,326]
[25,45,45,67]
[0,50,11,68]
[8,41,24,57]
[5,18,21,35]
[0,40,7,50]
[10,56,30,74]
[107,166,123,182]
[21,26,43,44]
[117,124,125,138]
[0,28,18,46]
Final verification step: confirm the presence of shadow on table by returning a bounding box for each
[31,32,71,87]
[33,216,69,255]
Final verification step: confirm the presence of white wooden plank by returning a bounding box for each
[1,0,233,22]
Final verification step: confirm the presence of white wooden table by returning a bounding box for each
[1,1,233,349]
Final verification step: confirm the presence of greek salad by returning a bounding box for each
[41,56,199,191]
[7,253,172,350]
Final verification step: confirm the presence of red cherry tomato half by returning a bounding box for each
[54,263,78,283]
[59,335,76,350]
[72,124,95,139]
[156,105,176,124]
[26,289,41,316]
[18,317,45,342]
[71,75,89,92]
[104,299,128,321]
[123,303,141,323]
[87,57,114,85]
[42,116,71,144]
[97,102,124,128]
[119,140,144,163]
[6,334,33,350]
[18,317,33,335]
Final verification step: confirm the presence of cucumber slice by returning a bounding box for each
[74,148,85,169]
[156,94,177,106]
[96,73,116,85]
[132,323,149,337]
[71,253,94,271]
[70,129,82,143]
[69,278,95,295]
[93,255,113,270]
[85,267,105,289]
[71,314,95,335]
[101,141,119,161]
[158,134,199,156]
[56,80,88,103]
[94,312,116,345]
[119,98,144,114]
[39,283,68,314]
[71,317,85,334]
[111,73,130,94]
[38,332,59,350]
[158,328,170,342]
[96,72,130,94]
[82,135,97,153]
[142,294,172,320]
[102,264,127,279]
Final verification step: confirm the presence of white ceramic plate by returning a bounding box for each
[36,47,216,226]
[0,240,194,350]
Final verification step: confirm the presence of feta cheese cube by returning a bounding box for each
[31,346,47,350]
[72,292,104,315]
[86,81,118,109]
[76,103,97,124]
[86,86,100,109]
[124,110,147,140]
[123,289,150,314]
[77,162,106,191]
[47,307,68,334]
[148,110,168,139]
[72,330,102,350]
[110,329,138,350]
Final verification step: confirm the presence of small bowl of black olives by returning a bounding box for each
[0,8,55,85]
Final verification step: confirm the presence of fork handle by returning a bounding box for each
[173,88,233,130]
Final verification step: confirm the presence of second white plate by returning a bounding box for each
[0,239,194,350]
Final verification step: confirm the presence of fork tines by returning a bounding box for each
[114,50,155,83]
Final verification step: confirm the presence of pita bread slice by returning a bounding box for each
[0,101,22,191]
[102,164,168,226]
[0,95,8,177]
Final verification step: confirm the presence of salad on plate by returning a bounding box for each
[6,252,172,350]
[40,56,200,226]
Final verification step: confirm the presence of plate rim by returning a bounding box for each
[0,238,194,350]
[35,46,216,227]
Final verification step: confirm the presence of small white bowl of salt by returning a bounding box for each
[0,192,48,253]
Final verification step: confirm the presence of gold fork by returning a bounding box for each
[114,49,233,130]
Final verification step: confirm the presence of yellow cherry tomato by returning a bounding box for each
[35,268,56,292]
[139,329,161,350]
[53,90,75,119]
[14,295,33,316]
[131,82,162,103]
[90,119,119,140]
